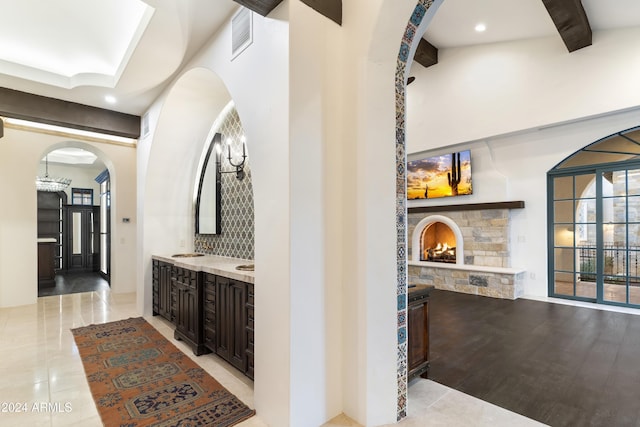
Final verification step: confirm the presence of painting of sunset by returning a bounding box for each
[407,150,473,199]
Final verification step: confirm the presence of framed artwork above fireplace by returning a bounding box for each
[407,150,473,200]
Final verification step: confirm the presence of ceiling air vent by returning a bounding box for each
[232,7,253,60]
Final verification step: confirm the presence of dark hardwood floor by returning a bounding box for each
[38,272,110,297]
[429,289,640,427]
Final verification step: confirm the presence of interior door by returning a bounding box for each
[65,206,100,272]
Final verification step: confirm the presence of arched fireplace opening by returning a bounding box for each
[422,222,456,263]
[411,214,465,265]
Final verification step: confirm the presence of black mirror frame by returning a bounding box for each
[195,132,222,234]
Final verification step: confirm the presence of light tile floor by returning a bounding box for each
[0,291,545,427]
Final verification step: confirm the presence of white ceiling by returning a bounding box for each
[0,0,237,116]
[424,0,640,48]
[1,0,639,116]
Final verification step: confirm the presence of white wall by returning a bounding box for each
[0,127,137,307]
[137,4,293,426]
[406,27,640,151]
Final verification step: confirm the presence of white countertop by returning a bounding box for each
[152,254,255,284]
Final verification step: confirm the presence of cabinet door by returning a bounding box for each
[158,263,172,321]
[216,277,231,361]
[408,298,429,376]
[229,280,247,372]
[174,281,189,335]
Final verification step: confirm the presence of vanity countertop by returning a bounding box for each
[152,254,254,284]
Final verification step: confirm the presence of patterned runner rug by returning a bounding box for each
[71,317,255,426]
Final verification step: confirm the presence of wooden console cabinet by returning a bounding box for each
[407,284,433,380]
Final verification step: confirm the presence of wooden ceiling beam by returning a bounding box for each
[0,87,140,138]
[300,0,342,25]
[232,0,283,16]
[414,38,438,68]
[541,0,592,52]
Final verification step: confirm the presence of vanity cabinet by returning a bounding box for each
[173,266,209,356]
[216,276,248,373]
[151,256,254,379]
[152,260,174,323]
[407,284,433,380]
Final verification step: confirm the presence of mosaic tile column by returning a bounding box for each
[395,0,435,420]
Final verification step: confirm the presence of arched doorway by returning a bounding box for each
[391,0,443,420]
[36,145,112,296]
[548,125,640,307]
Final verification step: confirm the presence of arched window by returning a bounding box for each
[548,126,640,307]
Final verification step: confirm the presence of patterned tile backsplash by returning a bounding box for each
[195,107,255,260]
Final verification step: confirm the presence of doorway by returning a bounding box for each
[36,148,111,297]
[65,205,100,272]
[548,126,640,308]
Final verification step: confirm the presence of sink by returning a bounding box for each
[171,253,205,258]
[235,264,255,271]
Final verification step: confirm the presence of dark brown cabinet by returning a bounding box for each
[152,260,174,323]
[407,284,433,380]
[173,266,209,356]
[38,240,56,288]
[216,276,248,373]
[152,259,254,379]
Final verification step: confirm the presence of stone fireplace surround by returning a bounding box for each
[408,202,526,299]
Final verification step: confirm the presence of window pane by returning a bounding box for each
[628,169,640,196]
[575,224,596,245]
[554,226,574,247]
[576,199,596,223]
[575,174,596,198]
[554,272,574,295]
[554,176,574,200]
[554,200,574,223]
[555,247,574,271]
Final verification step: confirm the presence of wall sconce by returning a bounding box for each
[214,133,247,180]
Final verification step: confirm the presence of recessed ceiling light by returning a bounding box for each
[105,95,117,104]
[475,23,487,32]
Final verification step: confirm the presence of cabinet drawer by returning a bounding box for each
[204,326,216,343]
[246,328,254,351]
[246,307,254,330]
[247,285,254,305]
[204,307,215,324]
[204,290,215,305]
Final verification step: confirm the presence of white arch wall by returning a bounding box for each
[0,127,137,307]
[137,5,295,426]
